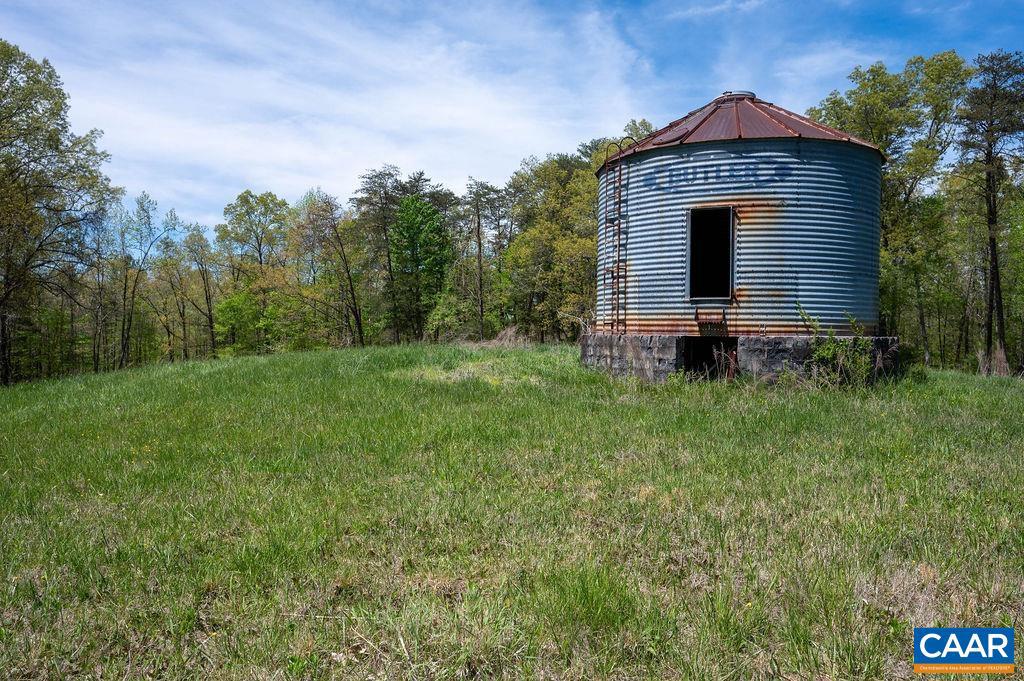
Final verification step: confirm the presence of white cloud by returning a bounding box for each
[5,0,961,226]
[904,1,970,15]
[772,42,887,112]
[670,0,766,20]
[711,34,760,97]
[1,0,652,225]
[707,31,888,116]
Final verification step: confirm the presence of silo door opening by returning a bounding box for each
[689,207,733,299]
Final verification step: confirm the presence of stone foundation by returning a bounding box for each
[737,335,899,378]
[735,335,813,376]
[581,333,899,381]
[579,333,684,382]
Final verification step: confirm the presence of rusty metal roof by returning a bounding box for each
[603,91,882,169]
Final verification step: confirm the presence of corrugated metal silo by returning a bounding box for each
[585,91,890,379]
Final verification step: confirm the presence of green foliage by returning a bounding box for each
[906,363,929,384]
[798,304,877,387]
[808,51,971,203]
[218,190,289,271]
[425,289,472,341]
[0,39,116,383]
[809,51,972,343]
[496,120,652,342]
[214,290,262,354]
[959,50,1024,158]
[622,118,656,142]
[957,50,1024,371]
[809,334,875,387]
[390,195,453,340]
[285,653,320,678]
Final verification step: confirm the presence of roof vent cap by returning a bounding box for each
[721,90,756,98]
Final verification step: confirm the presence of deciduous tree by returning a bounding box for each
[958,49,1024,373]
[0,39,115,383]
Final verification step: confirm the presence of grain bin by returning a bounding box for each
[581,91,896,380]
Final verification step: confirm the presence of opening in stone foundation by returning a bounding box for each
[684,336,737,377]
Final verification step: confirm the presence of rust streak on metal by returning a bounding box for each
[690,196,785,226]
[615,315,873,337]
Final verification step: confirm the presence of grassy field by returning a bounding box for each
[1,345,1022,679]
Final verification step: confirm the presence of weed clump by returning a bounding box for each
[529,563,676,663]
[797,305,893,387]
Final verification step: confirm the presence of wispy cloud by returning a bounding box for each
[708,29,887,115]
[670,0,765,20]
[1,0,1012,224]
[904,1,970,14]
[773,42,888,111]
[1,1,651,225]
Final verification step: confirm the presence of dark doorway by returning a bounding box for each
[683,336,738,378]
[689,207,733,299]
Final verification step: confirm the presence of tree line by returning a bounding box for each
[1,38,1022,384]
[1,38,650,384]
[809,49,1024,375]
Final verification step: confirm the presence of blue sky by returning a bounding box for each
[2,0,1020,225]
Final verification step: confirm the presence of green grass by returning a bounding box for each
[1,344,1022,679]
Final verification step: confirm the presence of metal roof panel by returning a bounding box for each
[603,91,881,170]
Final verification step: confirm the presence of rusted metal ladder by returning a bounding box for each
[603,138,635,334]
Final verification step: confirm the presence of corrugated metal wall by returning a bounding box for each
[596,138,882,336]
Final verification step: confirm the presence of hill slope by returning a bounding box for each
[2,345,1022,678]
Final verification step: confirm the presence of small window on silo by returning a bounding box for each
[688,207,733,299]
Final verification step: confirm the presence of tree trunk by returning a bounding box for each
[984,264,994,373]
[334,233,364,347]
[0,306,11,386]
[165,324,174,362]
[938,308,946,368]
[207,314,216,358]
[914,270,930,366]
[378,194,400,344]
[178,300,189,361]
[67,301,75,374]
[119,265,131,369]
[474,199,485,341]
[413,265,423,341]
[201,268,217,358]
[954,313,963,367]
[1019,315,1024,374]
[348,289,365,347]
[987,232,1009,374]
[92,304,101,373]
[965,312,974,370]
[339,288,354,346]
[983,148,1008,375]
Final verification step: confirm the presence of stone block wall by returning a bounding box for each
[737,335,899,378]
[735,336,813,376]
[580,333,684,382]
[582,333,899,381]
